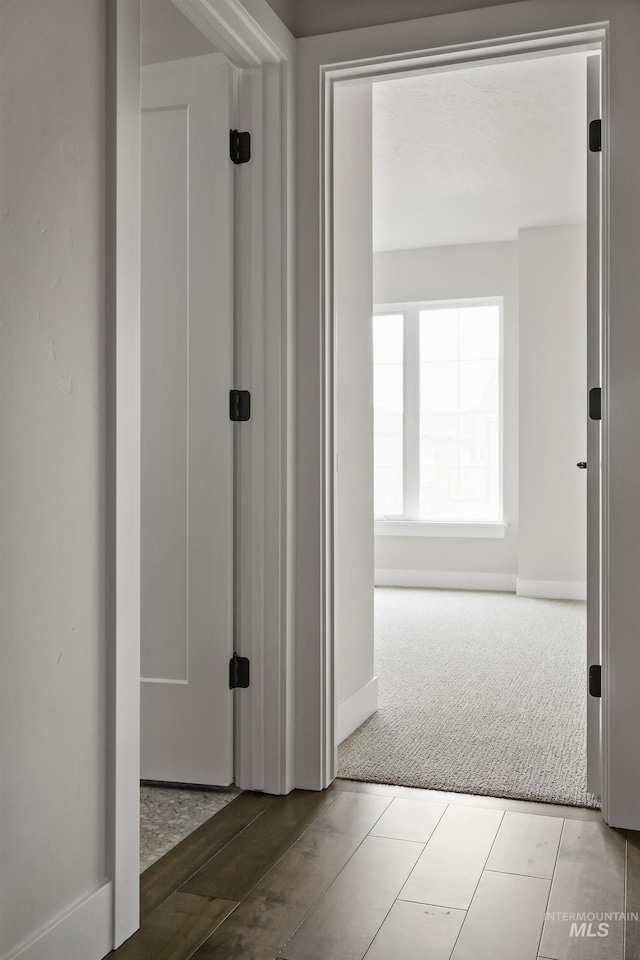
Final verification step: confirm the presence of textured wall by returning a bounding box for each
[0,1,108,954]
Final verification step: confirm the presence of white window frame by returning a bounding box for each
[373,297,506,538]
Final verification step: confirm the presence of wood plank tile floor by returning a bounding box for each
[110,779,639,960]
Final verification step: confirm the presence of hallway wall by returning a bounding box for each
[0,2,110,956]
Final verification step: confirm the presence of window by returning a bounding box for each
[373,299,503,532]
[373,314,404,517]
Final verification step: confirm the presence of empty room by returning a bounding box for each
[334,52,598,810]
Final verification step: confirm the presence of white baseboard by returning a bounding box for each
[6,883,113,960]
[516,578,586,601]
[374,569,517,592]
[337,677,378,745]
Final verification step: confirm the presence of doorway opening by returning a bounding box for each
[138,0,240,875]
[332,48,602,809]
[111,0,292,943]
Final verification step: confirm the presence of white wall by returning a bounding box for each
[0,2,109,957]
[373,236,587,595]
[141,0,217,65]
[518,225,587,595]
[333,84,378,739]
[373,242,519,582]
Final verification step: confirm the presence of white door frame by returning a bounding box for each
[107,0,294,947]
[324,37,605,789]
[586,51,603,799]
[295,9,617,812]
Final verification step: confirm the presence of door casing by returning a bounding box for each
[330,48,603,798]
[108,0,294,947]
[295,15,611,813]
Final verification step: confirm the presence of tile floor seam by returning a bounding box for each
[333,781,603,820]
[444,808,506,959]
[357,886,411,960]
[394,807,505,913]
[157,798,273,899]
[446,797,595,819]
[278,835,426,960]
[381,898,469,911]
[373,795,451,847]
[193,789,344,906]
[112,895,242,960]
[180,899,242,960]
[484,868,556,881]
[535,817,566,960]
[274,792,399,958]
[397,895,465,909]
[140,795,276,918]
[160,805,270,896]
[355,836,433,960]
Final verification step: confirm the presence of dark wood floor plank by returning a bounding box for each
[451,871,550,960]
[182,789,339,901]
[112,893,237,960]
[191,791,392,960]
[485,811,563,880]
[626,831,640,957]
[363,900,465,960]
[539,819,625,959]
[140,793,273,919]
[400,804,504,910]
[332,779,604,822]
[278,835,423,960]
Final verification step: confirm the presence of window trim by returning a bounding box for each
[374,520,507,538]
[373,296,504,529]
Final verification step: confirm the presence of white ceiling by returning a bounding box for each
[372,53,588,251]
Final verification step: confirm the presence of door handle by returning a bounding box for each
[577,462,587,469]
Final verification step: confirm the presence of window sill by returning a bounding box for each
[374,520,507,539]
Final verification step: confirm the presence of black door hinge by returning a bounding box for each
[229,389,250,422]
[589,119,602,153]
[589,387,602,421]
[589,664,602,698]
[230,129,251,164]
[229,653,250,689]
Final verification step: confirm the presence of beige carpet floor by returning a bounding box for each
[338,588,600,808]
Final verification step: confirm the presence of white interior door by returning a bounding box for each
[140,54,234,786]
[586,52,602,798]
